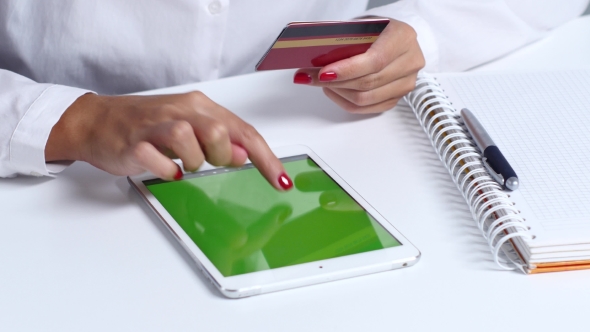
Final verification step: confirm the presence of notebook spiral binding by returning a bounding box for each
[405,73,533,272]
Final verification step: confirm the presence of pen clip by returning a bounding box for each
[482,157,505,186]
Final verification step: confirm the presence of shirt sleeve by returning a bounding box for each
[0,69,92,178]
[360,0,589,72]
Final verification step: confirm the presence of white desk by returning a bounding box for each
[2,16,590,332]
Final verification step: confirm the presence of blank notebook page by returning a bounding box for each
[438,70,590,245]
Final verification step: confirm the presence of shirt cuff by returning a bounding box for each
[9,85,93,177]
[46,160,75,175]
[360,1,440,72]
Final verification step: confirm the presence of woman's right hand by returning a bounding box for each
[45,92,293,190]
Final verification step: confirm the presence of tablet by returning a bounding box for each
[128,145,420,298]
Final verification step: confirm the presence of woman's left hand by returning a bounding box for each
[293,18,425,113]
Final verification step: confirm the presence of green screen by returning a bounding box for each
[145,155,401,277]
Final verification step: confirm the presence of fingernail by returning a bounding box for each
[174,166,184,180]
[278,173,293,190]
[293,72,312,84]
[319,72,337,82]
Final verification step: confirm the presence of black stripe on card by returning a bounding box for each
[279,21,389,39]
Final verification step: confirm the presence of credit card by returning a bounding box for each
[255,19,390,71]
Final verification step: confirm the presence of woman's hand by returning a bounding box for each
[45,92,293,190]
[293,18,425,113]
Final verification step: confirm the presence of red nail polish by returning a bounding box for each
[278,173,293,190]
[319,72,337,82]
[174,167,183,180]
[293,72,312,84]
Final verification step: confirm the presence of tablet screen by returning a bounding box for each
[144,155,401,277]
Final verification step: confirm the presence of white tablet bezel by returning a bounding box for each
[128,145,420,298]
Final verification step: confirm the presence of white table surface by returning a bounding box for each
[2,15,590,332]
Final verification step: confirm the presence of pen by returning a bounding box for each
[460,108,519,191]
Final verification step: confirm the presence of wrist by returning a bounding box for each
[45,93,104,163]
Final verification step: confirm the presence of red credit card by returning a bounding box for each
[255,19,390,71]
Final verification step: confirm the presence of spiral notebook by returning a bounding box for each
[405,69,590,274]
